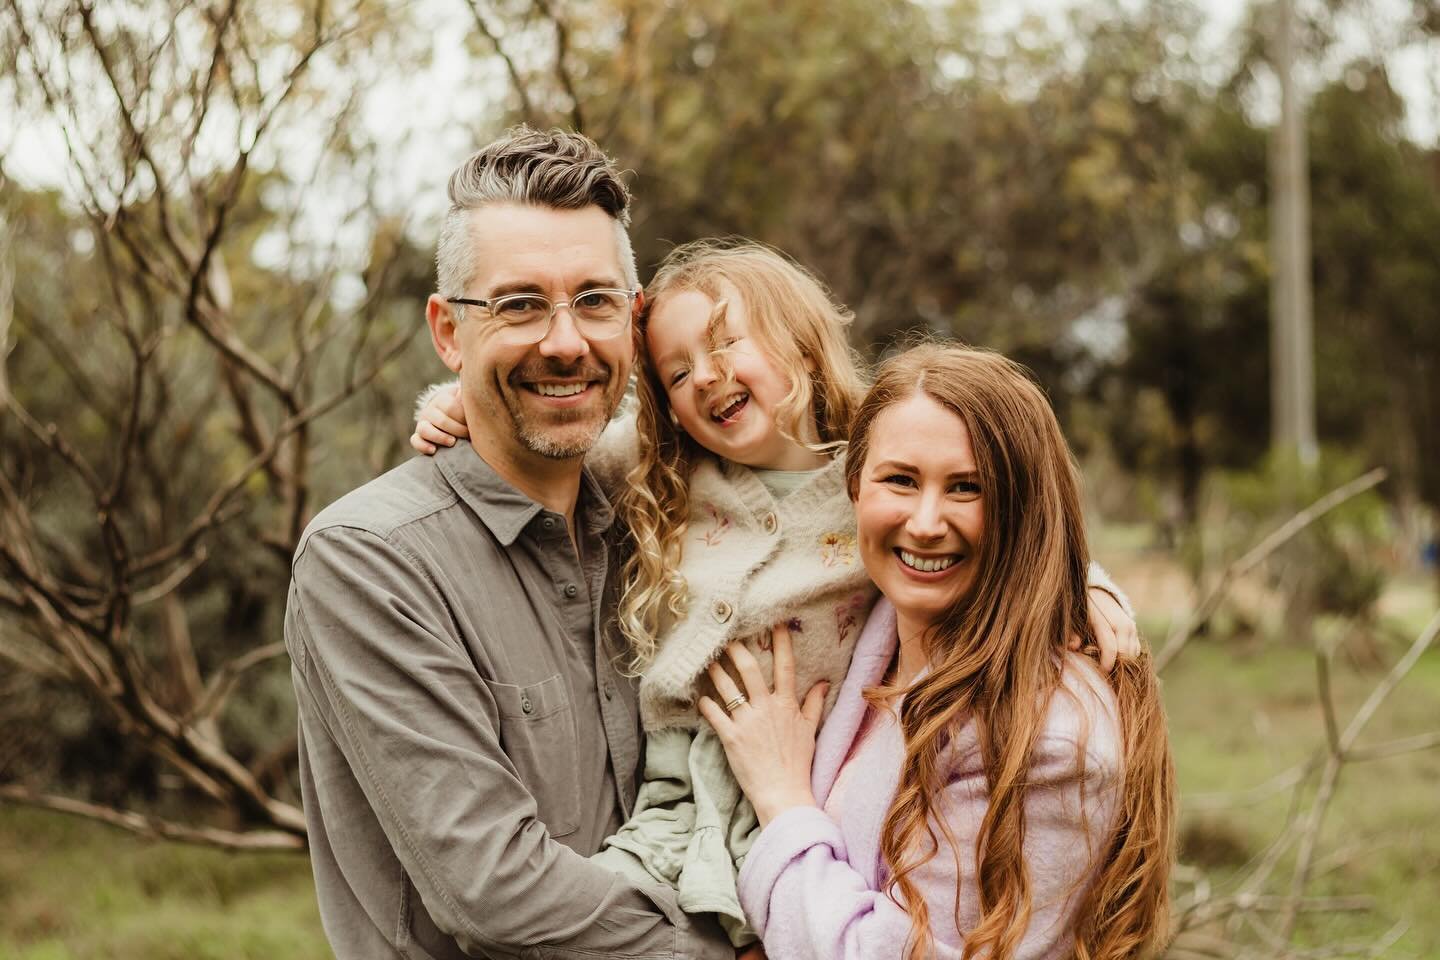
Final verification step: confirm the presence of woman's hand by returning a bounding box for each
[1071,586,1140,671]
[697,624,828,828]
[410,383,468,455]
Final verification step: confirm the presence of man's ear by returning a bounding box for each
[427,295,464,373]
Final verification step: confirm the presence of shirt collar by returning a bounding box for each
[435,441,615,546]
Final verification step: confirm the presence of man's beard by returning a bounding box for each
[503,359,619,460]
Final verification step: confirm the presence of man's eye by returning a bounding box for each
[574,291,618,311]
[495,296,546,317]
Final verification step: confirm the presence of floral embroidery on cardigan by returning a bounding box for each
[757,617,805,652]
[698,504,732,546]
[819,532,856,567]
[834,593,868,647]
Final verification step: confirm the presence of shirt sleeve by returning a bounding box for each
[736,727,1120,960]
[287,526,728,960]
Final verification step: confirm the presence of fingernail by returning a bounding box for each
[446,436,455,445]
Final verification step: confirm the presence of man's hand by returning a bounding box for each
[411,383,468,455]
[1071,585,1139,671]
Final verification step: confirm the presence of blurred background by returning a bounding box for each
[1,0,1437,957]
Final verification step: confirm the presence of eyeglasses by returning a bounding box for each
[446,288,638,344]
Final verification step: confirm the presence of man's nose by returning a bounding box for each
[536,304,591,362]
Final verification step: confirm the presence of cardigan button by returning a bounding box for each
[762,512,778,534]
[521,697,534,715]
[712,600,733,624]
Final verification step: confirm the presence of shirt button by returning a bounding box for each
[712,599,733,624]
[541,517,557,531]
[762,512,778,534]
[602,682,614,701]
[564,583,579,598]
[521,696,534,715]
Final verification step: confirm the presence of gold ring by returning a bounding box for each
[723,694,749,712]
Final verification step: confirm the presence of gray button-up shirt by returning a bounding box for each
[285,443,730,959]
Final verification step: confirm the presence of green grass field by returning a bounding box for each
[2,568,1436,959]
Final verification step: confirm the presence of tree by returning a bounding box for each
[0,0,433,847]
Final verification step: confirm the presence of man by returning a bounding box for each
[285,127,732,959]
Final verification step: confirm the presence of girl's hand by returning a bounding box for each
[1071,586,1140,671]
[697,624,827,827]
[410,383,468,455]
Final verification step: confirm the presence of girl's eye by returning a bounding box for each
[668,369,689,387]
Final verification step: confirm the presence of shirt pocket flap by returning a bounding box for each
[483,673,569,720]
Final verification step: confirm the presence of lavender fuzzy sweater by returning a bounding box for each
[736,599,1123,960]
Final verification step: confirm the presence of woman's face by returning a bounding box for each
[854,392,986,638]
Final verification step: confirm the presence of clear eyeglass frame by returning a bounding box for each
[445,288,638,344]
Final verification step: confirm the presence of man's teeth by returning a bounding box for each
[712,392,748,420]
[898,550,959,573]
[534,383,587,397]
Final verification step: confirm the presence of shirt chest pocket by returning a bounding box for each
[482,673,581,839]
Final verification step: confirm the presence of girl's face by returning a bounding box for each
[646,285,825,471]
[854,392,986,640]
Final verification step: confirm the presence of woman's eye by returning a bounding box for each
[952,480,982,496]
[883,474,916,487]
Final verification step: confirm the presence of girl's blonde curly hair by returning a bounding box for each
[613,239,867,671]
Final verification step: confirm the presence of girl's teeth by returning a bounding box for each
[536,383,587,397]
[899,550,959,573]
[714,393,747,420]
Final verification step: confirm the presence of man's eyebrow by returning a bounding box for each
[486,281,547,298]
[485,277,627,298]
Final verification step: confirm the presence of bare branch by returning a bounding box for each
[0,784,304,851]
[1154,468,1388,673]
[133,545,209,607]
[1345,730,1440,762]
[131,322,417,578]
[0,626,75,682]
[532,0,585,131]
[467,0,539,121]
[188,642,288,725]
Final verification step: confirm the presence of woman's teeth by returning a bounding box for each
[898,549,959,573]
[535,383,587,397]
[712,392,748,422]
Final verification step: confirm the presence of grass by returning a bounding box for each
[0,807,327,960]
[1,562,1435,959]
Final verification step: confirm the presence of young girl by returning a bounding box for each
[411,239,1135,946]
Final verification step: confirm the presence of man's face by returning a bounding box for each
[430,203,635,465]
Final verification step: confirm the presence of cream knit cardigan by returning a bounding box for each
[585,416,874,733]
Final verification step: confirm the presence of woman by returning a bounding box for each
[699,344,1176,960]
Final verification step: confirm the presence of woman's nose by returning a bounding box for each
[904,492,947,540]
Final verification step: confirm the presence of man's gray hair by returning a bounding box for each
[436,126,638,301]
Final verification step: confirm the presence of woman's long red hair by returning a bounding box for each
[845,344,1175,960]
